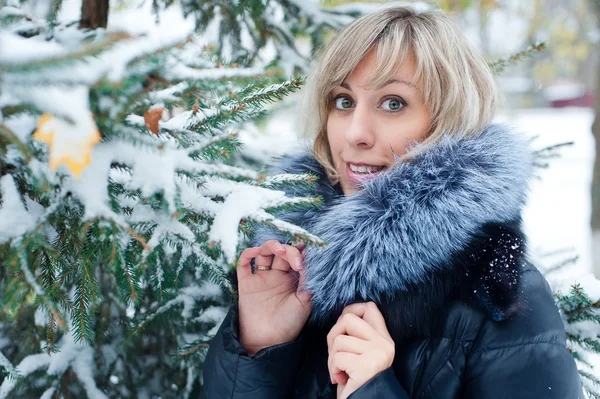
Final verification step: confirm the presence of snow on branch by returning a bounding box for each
[0,330,109,399]
[0,175,36,244]
[164,64,265,81]
[260,172,319,186]
[0,4,325,395]
[19,255,65,328]
[135,283,221,331]
[0,350,18,380]
[72,347,109,399]
[204,177,323,262]
[0,353,50,399]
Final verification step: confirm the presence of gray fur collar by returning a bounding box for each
[253,124,533,332]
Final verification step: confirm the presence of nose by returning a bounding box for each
[344,104,375,148]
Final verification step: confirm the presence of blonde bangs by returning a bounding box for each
[367,23,413,90]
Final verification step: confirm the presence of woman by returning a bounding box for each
[201,6,583,399]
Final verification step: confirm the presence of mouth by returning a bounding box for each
[345,162,386,183]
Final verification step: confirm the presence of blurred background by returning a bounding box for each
[22,0,600,288]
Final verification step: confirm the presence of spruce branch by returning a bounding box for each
[0,353,51,397]
[0,2,330,395]
[532,140,575,159]
[243,207,326,248]
[0,123,32,162]
[46,0,64,27]
[45,313,57,355]
[0,350,20,381]
[2,31,131,73]
[579,370,600,399]
[126,36,192,71]
[186,131,239,155]
[489,41,546,74]
[0,104,41,119]
[131,293,186,334]
[259,172,320,186]
[529,140,575,174]
[17,253,64,325]
[1,270,27,314]
[567,334,600,354]
[221,77,304,108]
[104,228,141,303]
[542,253,580,276]
[177,336,211,360]
[557,284,600,320]
[189,77,303,132]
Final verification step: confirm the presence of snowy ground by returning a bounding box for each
[249,103,598,292]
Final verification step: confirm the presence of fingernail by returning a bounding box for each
[295,259,303,269]
[275,242,285,251]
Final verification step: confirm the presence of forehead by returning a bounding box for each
[344,49,419,90]
[332,36,422,92]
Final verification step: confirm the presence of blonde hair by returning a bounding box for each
[302,6,499,184]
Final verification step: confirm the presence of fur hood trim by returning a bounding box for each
[254,124,533,334]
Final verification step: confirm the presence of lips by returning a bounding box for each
[345,162,386,184]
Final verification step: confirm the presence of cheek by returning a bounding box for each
[385,119,429,156]
[326,117,343,153]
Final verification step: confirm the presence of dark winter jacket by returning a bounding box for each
[200,124,583,398]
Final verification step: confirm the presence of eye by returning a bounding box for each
[333,95,355,110]
[381,96,406,112]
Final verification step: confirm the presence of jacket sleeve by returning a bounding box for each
[200,304,306,398]
[347,368,410,399]
[462,268,583,399]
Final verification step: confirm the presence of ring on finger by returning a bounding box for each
[250,254,275,273]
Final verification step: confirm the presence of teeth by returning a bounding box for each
[349,164,383,173]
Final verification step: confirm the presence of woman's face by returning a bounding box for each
[326,50,431,195]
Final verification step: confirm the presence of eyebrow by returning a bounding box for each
[340,78,417,91]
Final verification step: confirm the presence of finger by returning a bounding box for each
[236,247,261,279]
[329,334,367,356]
[330,352,360,384]
[332,369,348,386]
[270,254,292,272]
[255,254,275,270]
[341,302,392,340]
[327,313,377,349]
[327,336,367,384]
[328,350,349,386]
[259,240,287,257]
[281,244,303,271]
[255,240,288,272]
[264,244,303,273]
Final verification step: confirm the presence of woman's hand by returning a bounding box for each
[327,302,395,399]
[236,240,312,356]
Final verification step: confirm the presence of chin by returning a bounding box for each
[340,181,358,195]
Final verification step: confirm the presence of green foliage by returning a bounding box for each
[157,0,353,70]
[557,284,600,327]
[489,41,547,74]
[556,284,600,397]
[0,5,323,396]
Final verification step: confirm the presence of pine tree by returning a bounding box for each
[556,284,600,398]
[0,2,334,397]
